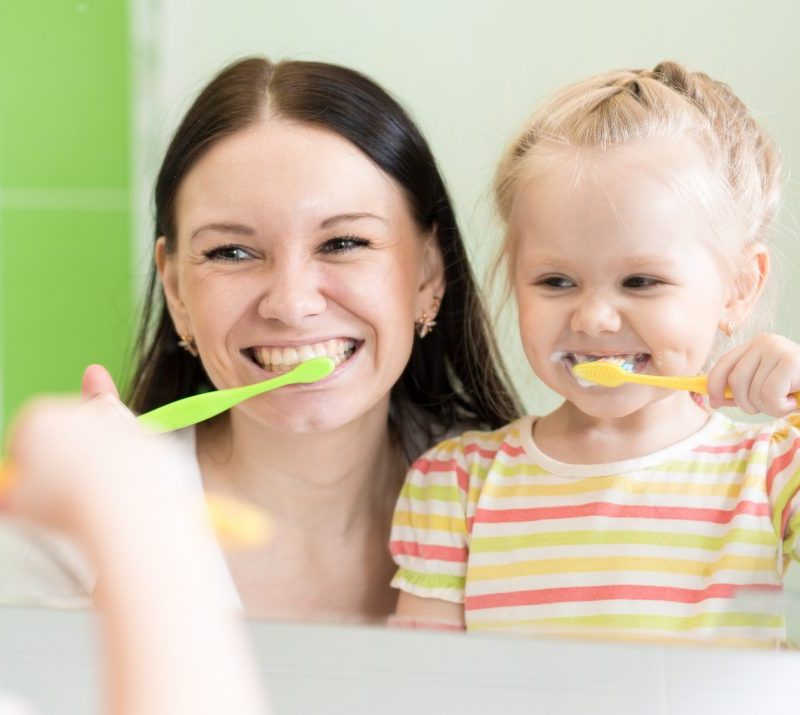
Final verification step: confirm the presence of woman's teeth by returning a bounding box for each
[250,339,356,373]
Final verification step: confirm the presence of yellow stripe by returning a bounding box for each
[402,483,462,503]
[657,457,764,473]
[771,461,800,536]
[468,554,775,580]
[481,473,764,500]
[393,510,467,535]
[470,528,776,553]
[458,457,759,483]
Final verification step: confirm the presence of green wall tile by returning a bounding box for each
[0,2,132,439]
[0,2,130,188]
[1,208,133,425]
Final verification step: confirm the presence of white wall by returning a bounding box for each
[132,0,800,413]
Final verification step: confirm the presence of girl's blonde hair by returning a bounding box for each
[493,60,782,336]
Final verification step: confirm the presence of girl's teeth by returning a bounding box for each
[566,352,648,373]
[603,356,635,372]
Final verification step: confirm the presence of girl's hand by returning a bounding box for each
[706,334,800,416]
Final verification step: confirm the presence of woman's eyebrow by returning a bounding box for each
[190,222,255,240]
[319,212,387,229]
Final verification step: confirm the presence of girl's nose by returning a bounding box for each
[256,263,327,326]
[570,294,622,335]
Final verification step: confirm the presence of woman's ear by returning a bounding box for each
[416,227,447,311]
[721,242,769,330]
[155,237,191,337]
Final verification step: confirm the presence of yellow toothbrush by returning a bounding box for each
[0,460,270,548]
[572,360,800,401]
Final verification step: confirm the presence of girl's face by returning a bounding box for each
[511,142,734,419]
[158,119,443,434]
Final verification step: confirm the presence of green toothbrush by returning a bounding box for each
[137,356,336,433]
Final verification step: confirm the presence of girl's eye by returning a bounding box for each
[202,245,252,262]
[319,235,371,255]
[536,275,576,290]
[622,275,662,289]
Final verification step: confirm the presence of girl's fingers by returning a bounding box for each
[757,356,800,416]
[726,348,766,414]
[707,343,751,410]
[747,353,780,414]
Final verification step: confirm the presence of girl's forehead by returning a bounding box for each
[509,138,721,240]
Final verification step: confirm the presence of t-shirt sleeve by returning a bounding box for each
[766,414,800,562]
[389,438,471,603]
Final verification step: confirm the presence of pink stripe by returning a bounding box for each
[474,500,768,524]
[413,457,469,494]
[691,434,769,453]
[465,582,782,610]
[766,436,800,495]
[463,442,525,459]
[390,540,467,563]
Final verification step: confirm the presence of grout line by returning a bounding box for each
[0,188,130,212]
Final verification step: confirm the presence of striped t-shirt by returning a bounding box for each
[390,412,800,646]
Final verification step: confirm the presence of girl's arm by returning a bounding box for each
[392,591,466,631]
[5,398,269,715]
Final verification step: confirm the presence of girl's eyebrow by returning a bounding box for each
[190,222,255,240]
[524,251,679,269]
[621,253,681,269]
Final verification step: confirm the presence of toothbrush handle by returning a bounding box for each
[645,375,800,404]
[0,460,13,498]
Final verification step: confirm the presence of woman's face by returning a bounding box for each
[158,119,444,434]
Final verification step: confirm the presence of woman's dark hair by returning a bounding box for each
[128,56,522,456]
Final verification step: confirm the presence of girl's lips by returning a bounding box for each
[557,351,652,376]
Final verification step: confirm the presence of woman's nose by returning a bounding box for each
[256,262,327,326]
[569,293,622,335]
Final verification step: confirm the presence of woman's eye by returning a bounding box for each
[203,245,251,262]
[623,275,662,289]
[319,235,371,255]
[536,275,575,290]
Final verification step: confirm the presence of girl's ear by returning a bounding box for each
[155,237,191,337]
[721,242,769,330]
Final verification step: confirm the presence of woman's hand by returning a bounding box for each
[82,363,121,400]
[706,334,800,416]
[3,397,146,535]
[4,398,269,715]
[81,363,137,424]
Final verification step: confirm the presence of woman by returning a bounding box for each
[64,57,521,620]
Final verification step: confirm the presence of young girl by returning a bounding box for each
[390,61,800,647]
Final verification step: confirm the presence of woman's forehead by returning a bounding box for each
[174,120,409,232]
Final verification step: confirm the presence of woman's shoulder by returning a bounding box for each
[0,520,93,607]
